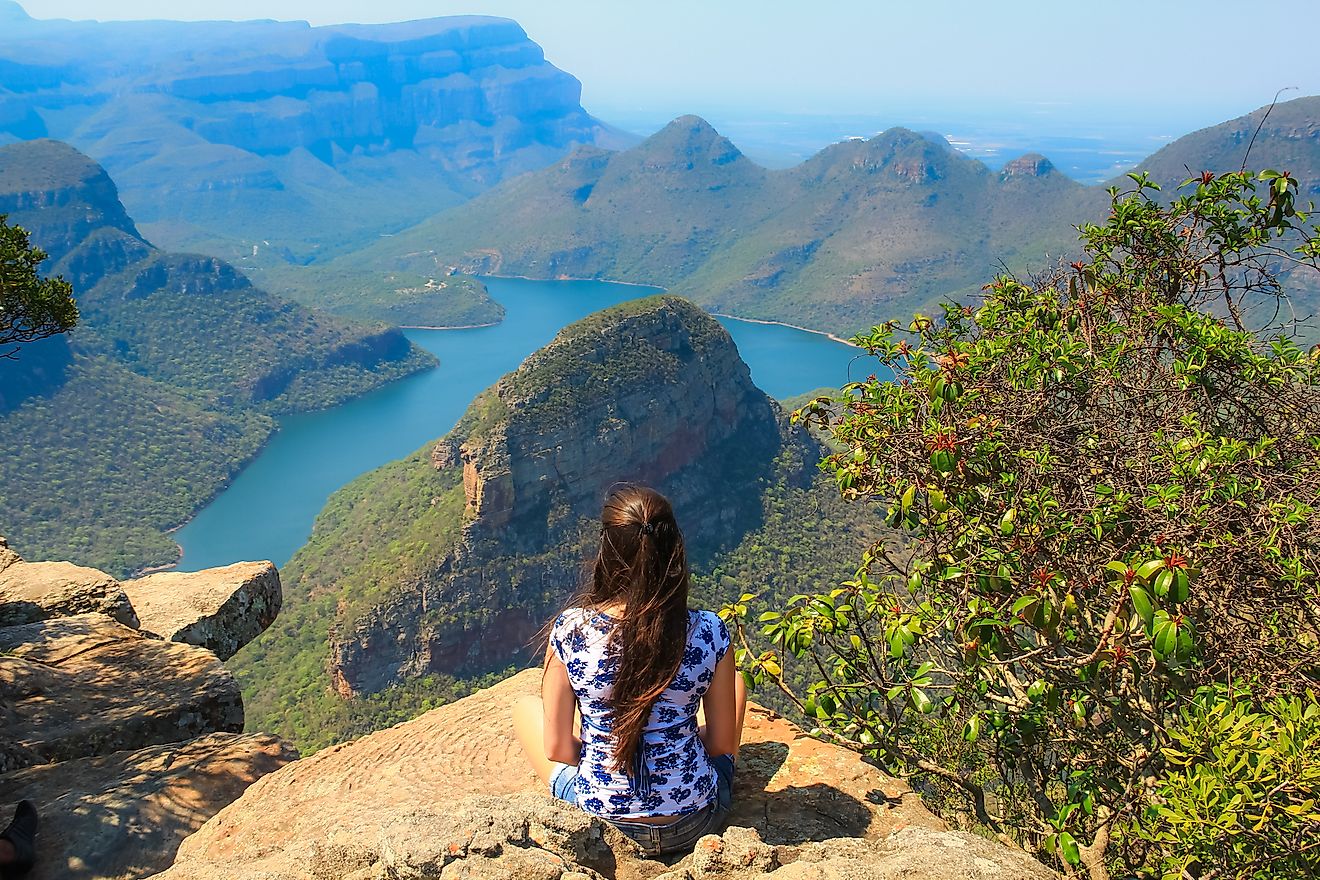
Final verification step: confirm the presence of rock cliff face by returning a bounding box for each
[0,3,630,260]
[157,669,1058,880]
[320,296,800,697]
[0,540,296,880]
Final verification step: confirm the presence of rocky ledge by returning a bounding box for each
[0,540,294,880]
[1,535,1056,878]
[157,669,1058,880]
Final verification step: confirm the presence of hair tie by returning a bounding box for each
[639,521,656,536]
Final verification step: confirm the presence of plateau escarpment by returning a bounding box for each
[0,1,630,286]
[0,139,434,575]
[236,295,885,750]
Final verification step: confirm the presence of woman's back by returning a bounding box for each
[550,606,730,818]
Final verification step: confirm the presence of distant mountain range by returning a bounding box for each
[0,1,631,265]
[0,139,433,576]
[349,97,1320,337]
[3,3,1316,335]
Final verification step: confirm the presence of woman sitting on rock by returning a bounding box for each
[513,484,748,856]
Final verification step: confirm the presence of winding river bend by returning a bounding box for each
[174,278,868,570]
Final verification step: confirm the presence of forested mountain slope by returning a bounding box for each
[0,140,434,575]
[358,98,1320,337]
[0,1,631,269]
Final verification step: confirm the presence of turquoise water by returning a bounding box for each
[173,277,869,570]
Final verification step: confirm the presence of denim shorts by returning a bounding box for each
[549,753,735,856]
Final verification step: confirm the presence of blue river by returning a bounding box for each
[174,277,870,570]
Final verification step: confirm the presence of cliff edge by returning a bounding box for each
[0,538,295,880]
[158,668,1058,880]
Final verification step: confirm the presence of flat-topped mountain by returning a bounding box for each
[234,295,884,750]
[0,2,630,264]
[0,139,433,575]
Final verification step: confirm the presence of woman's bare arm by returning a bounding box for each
[542,645,582,765]
[698,651,743,757]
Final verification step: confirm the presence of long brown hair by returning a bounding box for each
[564,484,690,774]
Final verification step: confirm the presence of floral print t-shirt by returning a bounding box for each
[549,606,731,819]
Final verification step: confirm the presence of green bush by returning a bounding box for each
[1127,689,1320,880]
[729,170,1320,879]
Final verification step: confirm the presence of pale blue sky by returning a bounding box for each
[13,0,1320,126]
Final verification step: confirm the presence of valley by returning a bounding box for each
[1,5,1318,877]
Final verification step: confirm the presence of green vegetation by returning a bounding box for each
[248,260,504,329]
[0,214,77,354]
[734,170,1320,878]
[0,356,272,573]
[234,446,473,750]
[352,98,1320,341]
[1130,689,1320,880]
[0,140,437,575]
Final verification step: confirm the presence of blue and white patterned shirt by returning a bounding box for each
[550,607,731,819]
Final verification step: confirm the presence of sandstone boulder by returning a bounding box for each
[155,670,1015,880]
[0,733,296,880]
[0,614,243,770]
[122,561,281,660]
[0,559,138,628]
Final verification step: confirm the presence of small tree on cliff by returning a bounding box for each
[0,214,78,357]
[729,170,1320,879]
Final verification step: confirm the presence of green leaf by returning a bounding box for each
[1130,585,1155,626]
[1170,568,1190,603]
[911,687,934,714]
[1058,831,1081,866]
[1137,559,1165,580]
[1153,613,1179,660]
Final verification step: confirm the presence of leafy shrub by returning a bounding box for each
[729,170,1320,879]
[1126,689,1320,880]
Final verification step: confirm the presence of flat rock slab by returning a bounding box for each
[0,614,243,770]
[157,669,945,880]
[0,732,297,880]
[0,560,138,628]
[122,561,281,661]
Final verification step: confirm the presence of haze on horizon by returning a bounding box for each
[12,0,1320,133]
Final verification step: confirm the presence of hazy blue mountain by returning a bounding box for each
[0,1,633,267]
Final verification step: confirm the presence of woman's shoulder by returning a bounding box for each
[687,608,731,645]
